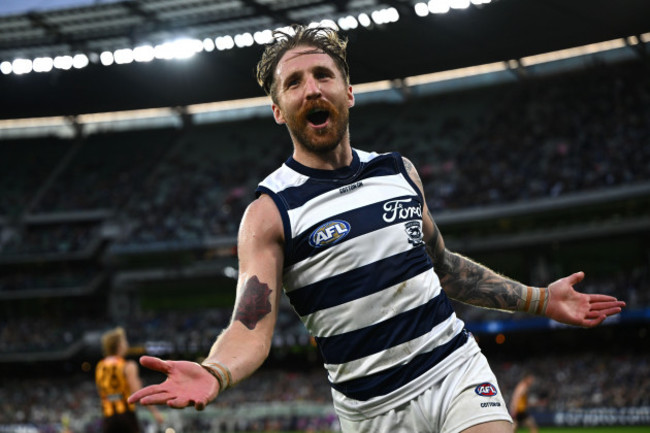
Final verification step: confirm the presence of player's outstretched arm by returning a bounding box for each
[402,156,625,327]
[129,194,285,409]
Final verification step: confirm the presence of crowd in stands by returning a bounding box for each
[0,266,648,355]
[1,56,649,432]
[0,351,648,432]
[0,60,646,247]
[0,223,99,257]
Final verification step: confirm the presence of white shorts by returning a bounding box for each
[338,350,512,433]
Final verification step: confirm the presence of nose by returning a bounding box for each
[305,76,321,99]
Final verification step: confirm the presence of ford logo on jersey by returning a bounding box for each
[309,220,351,248]
[475,383,498,397]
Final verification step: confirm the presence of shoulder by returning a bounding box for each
[240,194,284,243]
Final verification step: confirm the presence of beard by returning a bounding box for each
[284,99,349,155]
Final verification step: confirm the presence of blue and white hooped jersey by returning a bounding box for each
[256,149,479,420]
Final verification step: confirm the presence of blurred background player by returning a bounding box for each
[95,327,164,433]
[509,374,539,433]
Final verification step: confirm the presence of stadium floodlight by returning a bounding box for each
[414,2,430,17]
[429,0,450,14]
[234,32,254,48]
[154,38,202,59]
[338,15,358,31]
[12,58,33,75]
[275,25,295,36]
[450,0,470,9]
[171,38,203,59]
[319,19,339,30]
[100,51,114,66]
[202,38,215,52]
[72,53,89,69]
[114,48,134,64]
[54,55,73,70]
[133,45,155,62]
[253,29,273,45]
[215,35,235,51]
[371,8,399,25]
[0,61,11,75]
[33,57,54,73]
[358,13,371,27]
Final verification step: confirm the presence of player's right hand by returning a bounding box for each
[128,356,220,410]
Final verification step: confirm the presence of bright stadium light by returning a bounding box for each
[100,51,114,66]
[72,53,89,69]
[358,13,371,27]
[450,0,470,9]
[253,29,273,45]
[202,37,215,52]
[319,19,338,30]
[0,61,11,74]
[54,55,73,70]
[133,45,155,62]
[275,25,295,36]
[429,0,450,14]
[234,32,254,48]
[414,2,430,16]
[338,15,358,30]
[215,35,235,51]
[12,58,33,74]
[114,48,134,64]
[171,38,203,58]
[33,57,54,73]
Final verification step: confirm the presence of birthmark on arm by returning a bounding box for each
[234,276,273,330]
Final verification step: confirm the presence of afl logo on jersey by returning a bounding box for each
[475,383,498,397]
[309,220,351,248]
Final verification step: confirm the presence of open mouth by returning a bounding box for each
[306,108,330,126]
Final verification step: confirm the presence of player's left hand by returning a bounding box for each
[545,271,626,327]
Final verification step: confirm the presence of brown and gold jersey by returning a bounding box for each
[96,356,136,417]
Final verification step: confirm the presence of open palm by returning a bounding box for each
[128,356,219,410]
[545,271,625,327]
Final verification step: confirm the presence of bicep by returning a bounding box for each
[231,195,285,339]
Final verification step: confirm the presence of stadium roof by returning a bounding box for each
[0,0,649,120]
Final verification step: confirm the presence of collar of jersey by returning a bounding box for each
[285,149,361,181]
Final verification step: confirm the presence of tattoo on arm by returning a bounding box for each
[427,231,528,312]
[234,276,273,330]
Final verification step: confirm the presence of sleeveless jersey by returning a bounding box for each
[96,356,136,417]
[256,149,480,420]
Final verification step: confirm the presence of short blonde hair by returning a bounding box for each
[101,327,126,356]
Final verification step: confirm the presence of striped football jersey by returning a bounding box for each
[256,148,479,420]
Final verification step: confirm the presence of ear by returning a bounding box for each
[347,85,355,108]
[272,103,286,125]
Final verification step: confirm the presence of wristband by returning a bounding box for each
[201,361,233,392]
[524,286,549,315]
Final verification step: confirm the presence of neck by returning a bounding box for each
[292,132,353,170]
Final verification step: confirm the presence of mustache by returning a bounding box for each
[297,99,339,120]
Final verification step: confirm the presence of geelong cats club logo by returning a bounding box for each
[404,221,424,246]
[309,220,351,248]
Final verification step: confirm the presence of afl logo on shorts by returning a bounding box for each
[309,220,351,248]
[475,383,498,397]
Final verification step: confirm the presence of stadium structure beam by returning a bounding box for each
[240,0,291,26]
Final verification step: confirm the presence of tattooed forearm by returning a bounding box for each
[430,246,528,313]
[234,276,273,330]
